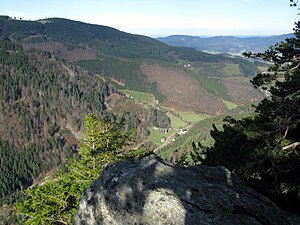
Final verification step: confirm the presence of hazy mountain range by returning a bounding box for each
[157,34,294,54]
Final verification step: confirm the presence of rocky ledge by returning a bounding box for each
[74,156,290,225]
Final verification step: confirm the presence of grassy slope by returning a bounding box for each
[177,111,211,124]
[223,100,238,110]
[121,90,154,104]
[220,63,240,75]
[162,106,210,125]
[167,113,188,129]
[157,116,223,160]
[157,104,256,161]
[148,127,176,146]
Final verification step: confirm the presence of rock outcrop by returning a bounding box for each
[74,156,290,225]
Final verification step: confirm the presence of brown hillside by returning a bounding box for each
[23,42,97,62]
[224,78,264,105]
[141,63,227,115]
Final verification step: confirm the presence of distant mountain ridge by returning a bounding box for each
[157,34,294,54]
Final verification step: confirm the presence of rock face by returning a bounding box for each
[74,156,290,225]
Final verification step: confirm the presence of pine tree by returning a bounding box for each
[15,115,133,224]
[204,7,300,213]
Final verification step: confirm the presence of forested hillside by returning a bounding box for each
[0,39,169,200]
[0,40,109,198]
[0,16,263,114]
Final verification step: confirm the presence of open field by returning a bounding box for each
[176,111,210,124]
[219,63,240,75]
[162,106,211,127]
[148,127,176,146]
[121,89,154,103]
[167,112,188,129]
[223,100,238,110]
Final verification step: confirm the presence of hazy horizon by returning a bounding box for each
[1,0,298,37]
[152,33,293,38]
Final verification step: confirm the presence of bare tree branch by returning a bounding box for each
[282,142,300,150]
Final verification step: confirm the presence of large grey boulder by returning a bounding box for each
[74,156,290,225]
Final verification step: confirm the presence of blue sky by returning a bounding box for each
[1,0,298,37]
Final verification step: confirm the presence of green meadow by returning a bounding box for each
[122,89,154,103]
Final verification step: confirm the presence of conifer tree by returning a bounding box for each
[203,3,300,212]
[15,115,132,224]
